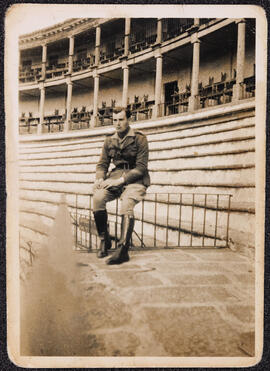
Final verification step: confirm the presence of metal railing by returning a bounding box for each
[69,192,232,252]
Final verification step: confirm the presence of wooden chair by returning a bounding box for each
[221,72,227,82]
[208,76,214,86]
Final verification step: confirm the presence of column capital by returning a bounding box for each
[41,42,47,48]
[66,76,72,85]
[38,82,44,90]
[93,69,99,78]
[235,18,246,24]
[121,58,128,69]
[191,33,200,44]
[154,48,162,59]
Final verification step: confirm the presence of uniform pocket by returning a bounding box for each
[108,148,116,158]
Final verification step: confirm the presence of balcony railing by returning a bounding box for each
[130,22,157,53]
[100,37,125,64]
[44,111,65,133]
[19,113,38,134]
[162,18,195,41]
[19,74,255,134]
[73,55,95,72]
[199,78,235,108]
[45,62,68,79]
[18,19,217,84]
[19,66,42,83]
[70,107,91,130]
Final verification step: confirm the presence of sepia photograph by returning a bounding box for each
[5,3,266,368]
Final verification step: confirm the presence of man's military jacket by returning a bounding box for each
[96,127,150,187]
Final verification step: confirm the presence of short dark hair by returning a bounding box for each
[112,106,131,119]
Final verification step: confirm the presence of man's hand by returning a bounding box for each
[101,177,125,190]
[92,178,104,192]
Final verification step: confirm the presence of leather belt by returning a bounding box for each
[116,163,134,170]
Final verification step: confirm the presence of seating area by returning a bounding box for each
[128,95,155,122]
[199,72,235,108]
[162,18,194,41]
[242,75,255,99]
[73,55,95,72]
[161,73,255,117]
[19,112,39,134]
[19,73,256,134]
[69,96,155,129]
[19,19,216,83]
[70,107,91,130]
[45,62,69,79]
[100,37,125,64]
[19,66,42,83]
[43,109,66,133]
[129,31,157,53]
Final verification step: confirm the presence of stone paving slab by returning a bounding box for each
[127,285,242,305]
[165,273,231,285]
[21,247,255,357]
[143,306,246,357]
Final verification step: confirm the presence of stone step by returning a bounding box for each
[19,125,254,161]
[20,180,92,195]
[148,116,254,142]
[19,115,254,155]
[150,142,255,160]
[19,137,255,169]
[150,167,254,186]
[19,166,254,186]
[20,138,105,155]
[149,126,254,151]
[20,151,255,175]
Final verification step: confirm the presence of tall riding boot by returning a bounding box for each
[93,210,112,258]
[106,215,134,265]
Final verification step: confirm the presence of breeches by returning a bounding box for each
[93,183,147,216]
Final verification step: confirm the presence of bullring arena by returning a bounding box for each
[15,16,258,359]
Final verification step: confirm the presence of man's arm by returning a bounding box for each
[123,133,149,185]
[95,138,111,180]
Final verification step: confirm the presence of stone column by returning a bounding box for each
[124,18,131,56]
[95,26,101,66]
[188,34,201,111]
[122,59,129,107]
[233,19,246,101]
[156,18,162,44]
[41,44,47,80]
[194,18,200,27]
[91,70,100,127]
[153,51,163,118]
[68,35,74,74]
[38,83,45,135]
[65,78,73,132]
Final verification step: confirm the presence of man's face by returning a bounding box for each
[113,110,129,134]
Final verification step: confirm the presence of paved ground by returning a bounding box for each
[21,246,255,357]
[20,202,255,357]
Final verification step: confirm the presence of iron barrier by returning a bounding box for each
[69,192,232,252]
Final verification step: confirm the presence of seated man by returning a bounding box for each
[92,106,150,265]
